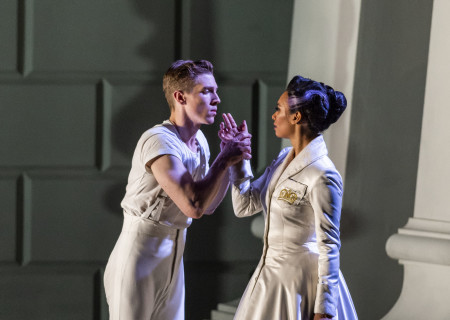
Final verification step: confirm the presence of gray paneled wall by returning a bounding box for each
[0,0,293,319]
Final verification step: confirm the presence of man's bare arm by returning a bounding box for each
[150,133,251,218]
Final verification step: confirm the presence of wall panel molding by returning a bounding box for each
[16,173,32,266]
[251,79,268,173]
[17,0,34,76]
[0,177,17,262]
[0,83,97,167]
[0,0,19,73]
[0,265,100,319]
[175,0,191,59]
[96,79,112,172]
[0,71,287,85]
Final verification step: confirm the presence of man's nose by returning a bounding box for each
[213,93,221,104]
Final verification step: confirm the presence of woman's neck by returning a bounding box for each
[289,128,318,157]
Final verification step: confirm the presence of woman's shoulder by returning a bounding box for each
[308,156,343,190]
[276,147,291,161]
[269,147,291,167]
[310,154,337,171]
[279,147,292,157]
[294,154,341,185]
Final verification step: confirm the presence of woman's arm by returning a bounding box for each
[310,169,343,317]
[231,160,274,217]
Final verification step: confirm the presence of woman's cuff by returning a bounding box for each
[314,282,338,317]
[229,159,253,184]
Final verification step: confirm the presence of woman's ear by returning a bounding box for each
[173,91,186,105]
[290,111,302,124]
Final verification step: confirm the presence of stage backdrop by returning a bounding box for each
[0,1,293,319]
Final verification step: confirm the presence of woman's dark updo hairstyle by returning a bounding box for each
[286,75,347,134]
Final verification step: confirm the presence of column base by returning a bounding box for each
[210,299,239,320]
[381,262,450,319]
[382,218,450,318]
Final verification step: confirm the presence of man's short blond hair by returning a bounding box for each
[163,60,214,112]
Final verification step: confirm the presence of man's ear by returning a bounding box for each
[173,91,186,105]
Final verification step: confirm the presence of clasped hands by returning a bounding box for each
[218,113,252,166]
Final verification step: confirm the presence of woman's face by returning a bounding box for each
[272,91,295,139]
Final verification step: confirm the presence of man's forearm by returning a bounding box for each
[191,153,230,214]
[203,172,230,214]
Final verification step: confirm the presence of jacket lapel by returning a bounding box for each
[263,148,291,210]
[276,135,328,187]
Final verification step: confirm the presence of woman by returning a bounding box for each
[220,76,358,319]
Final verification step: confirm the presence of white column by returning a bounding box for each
[287,0,361,181]
[382,0,450,318]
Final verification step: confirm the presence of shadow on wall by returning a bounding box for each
[340,207,364,241]
[103,0,169,220]
[112,0,169,159]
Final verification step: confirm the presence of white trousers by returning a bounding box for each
[104,214,186,320]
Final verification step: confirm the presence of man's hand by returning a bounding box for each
[218,113,251,160]
[219,131,252,166]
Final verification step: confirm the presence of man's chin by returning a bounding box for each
[205,117,215,125]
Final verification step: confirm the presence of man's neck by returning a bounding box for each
[169,115,200,151]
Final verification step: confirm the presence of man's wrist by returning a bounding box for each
[214,152,229,171]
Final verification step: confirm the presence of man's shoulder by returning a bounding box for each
[142,121,179,141]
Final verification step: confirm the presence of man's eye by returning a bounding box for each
[202,89,210,93]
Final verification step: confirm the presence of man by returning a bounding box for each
[104,60,251,319]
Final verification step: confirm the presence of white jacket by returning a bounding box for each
[231,135,345,317]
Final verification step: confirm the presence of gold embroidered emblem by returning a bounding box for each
[278,188,298,204]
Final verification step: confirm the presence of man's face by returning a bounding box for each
[183,73,220,126]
